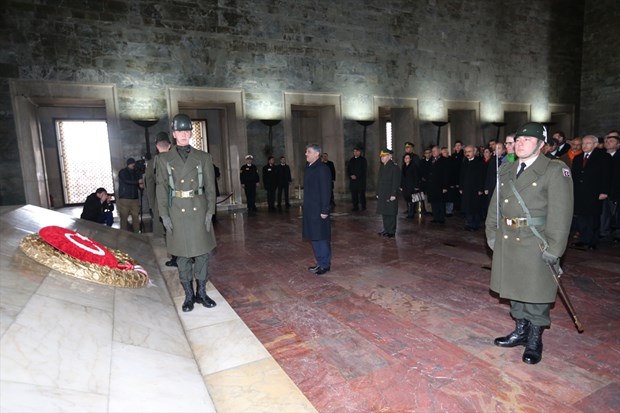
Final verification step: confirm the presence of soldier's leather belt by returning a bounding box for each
[172,188,204,198]
[503,216,546,228]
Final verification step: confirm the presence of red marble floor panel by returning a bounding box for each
[210,202,620,413]
[572,381,620,413]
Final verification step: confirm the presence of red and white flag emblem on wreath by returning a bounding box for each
[39,226,120,268]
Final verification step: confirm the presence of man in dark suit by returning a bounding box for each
[427,146,450,223]
[262,156,278,211]
[347,146,367,211]
[600,132,620,242]
[276,156,292,209]
[304,144,332,275]
[459,145,485,230]
[571,135,612,250]
[552,131,569,157]
[376,148,401,237]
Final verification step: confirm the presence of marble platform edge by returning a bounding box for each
[149,235,318,413]
[0,206,217,412]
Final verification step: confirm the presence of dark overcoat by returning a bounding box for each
[262,164,278,190]
[426,157,450,203]
[485,155,573,303]
[155,146,216,258]
[400,162,419,200]
[302,160,332,241]
[459,157,485,214]
[376,160,401,215]
[571,150,612,215]
[347,156,367,190]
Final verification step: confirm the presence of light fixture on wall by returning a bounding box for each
[356,120,375,156]
[431,121,448,147]
[133,119,159,160]
[260,119,281,157]
[491,121,507,141]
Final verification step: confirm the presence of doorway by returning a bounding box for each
[56,120,114,205]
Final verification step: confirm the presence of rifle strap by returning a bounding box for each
[508,180,549,251]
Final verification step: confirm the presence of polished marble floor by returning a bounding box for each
[1,202,619,412]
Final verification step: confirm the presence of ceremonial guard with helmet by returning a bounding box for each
[155,114,217,312]
[485,122,573,364]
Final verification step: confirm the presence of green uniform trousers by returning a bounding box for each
[177,253,210,283]
[510,300,552,326]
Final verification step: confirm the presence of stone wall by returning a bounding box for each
[0,0,601,205]
[579,0,620,136]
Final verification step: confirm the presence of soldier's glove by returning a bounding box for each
[541,250,559,266]
[205,213,213,232]
[162,216,173,233]
[487,238,495,251]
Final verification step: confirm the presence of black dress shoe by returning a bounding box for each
[571,241,586,248]
[587,245,597,250]
[382,233,395,238]
[351,207,359,211]
[315,267,330,275]
[165,257,178,267]
[377,231,386,236]
[308,265,321,273]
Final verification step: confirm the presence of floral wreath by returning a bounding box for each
[20,226,149,288]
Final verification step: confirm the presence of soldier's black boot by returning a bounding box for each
[193,279,203,304]
[180,281,194,312]
[494,319,530,347]
[197,279,216,308]
[165,255,177,267]
[522,325,544,365]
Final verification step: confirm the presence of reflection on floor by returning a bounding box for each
[1,203,619,412]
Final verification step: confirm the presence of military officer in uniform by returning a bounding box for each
[486,122,573,365]
[240,155,259,214]
[376,148,401,238]
[156,114,217,312]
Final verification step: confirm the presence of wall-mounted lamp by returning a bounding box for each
[491,121,507,141]
[260,119,281,156]
[431,121,448,147]
[133,119,159,160]
[356,120,375,156]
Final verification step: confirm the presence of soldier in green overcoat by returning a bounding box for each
[485,122,573,365]
[376,148,401,238]
[156,114,217,312]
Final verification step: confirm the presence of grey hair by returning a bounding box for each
[306,143,322,153]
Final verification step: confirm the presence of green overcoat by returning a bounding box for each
[155,147,217,258]
[485,155,573,303]
[376,160,401,215]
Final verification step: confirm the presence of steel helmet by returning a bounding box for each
[171,114,193,131]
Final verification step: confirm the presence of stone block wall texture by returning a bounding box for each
[579,0,620,136]
[0,0,616,205]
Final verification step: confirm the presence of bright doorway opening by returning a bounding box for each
[56,120,114,205]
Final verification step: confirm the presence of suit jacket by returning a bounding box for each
[459,157,485,214]
[376,160,401,215]
[262,164,278,190]
[485,155,573,303]
[427,157,450,202]
[302,161,331,241]
[347,156,367,190]
[155,146,216,257]
[571,150,612,215]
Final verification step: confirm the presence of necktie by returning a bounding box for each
[516,162,526,179]
[582,153,589,168]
